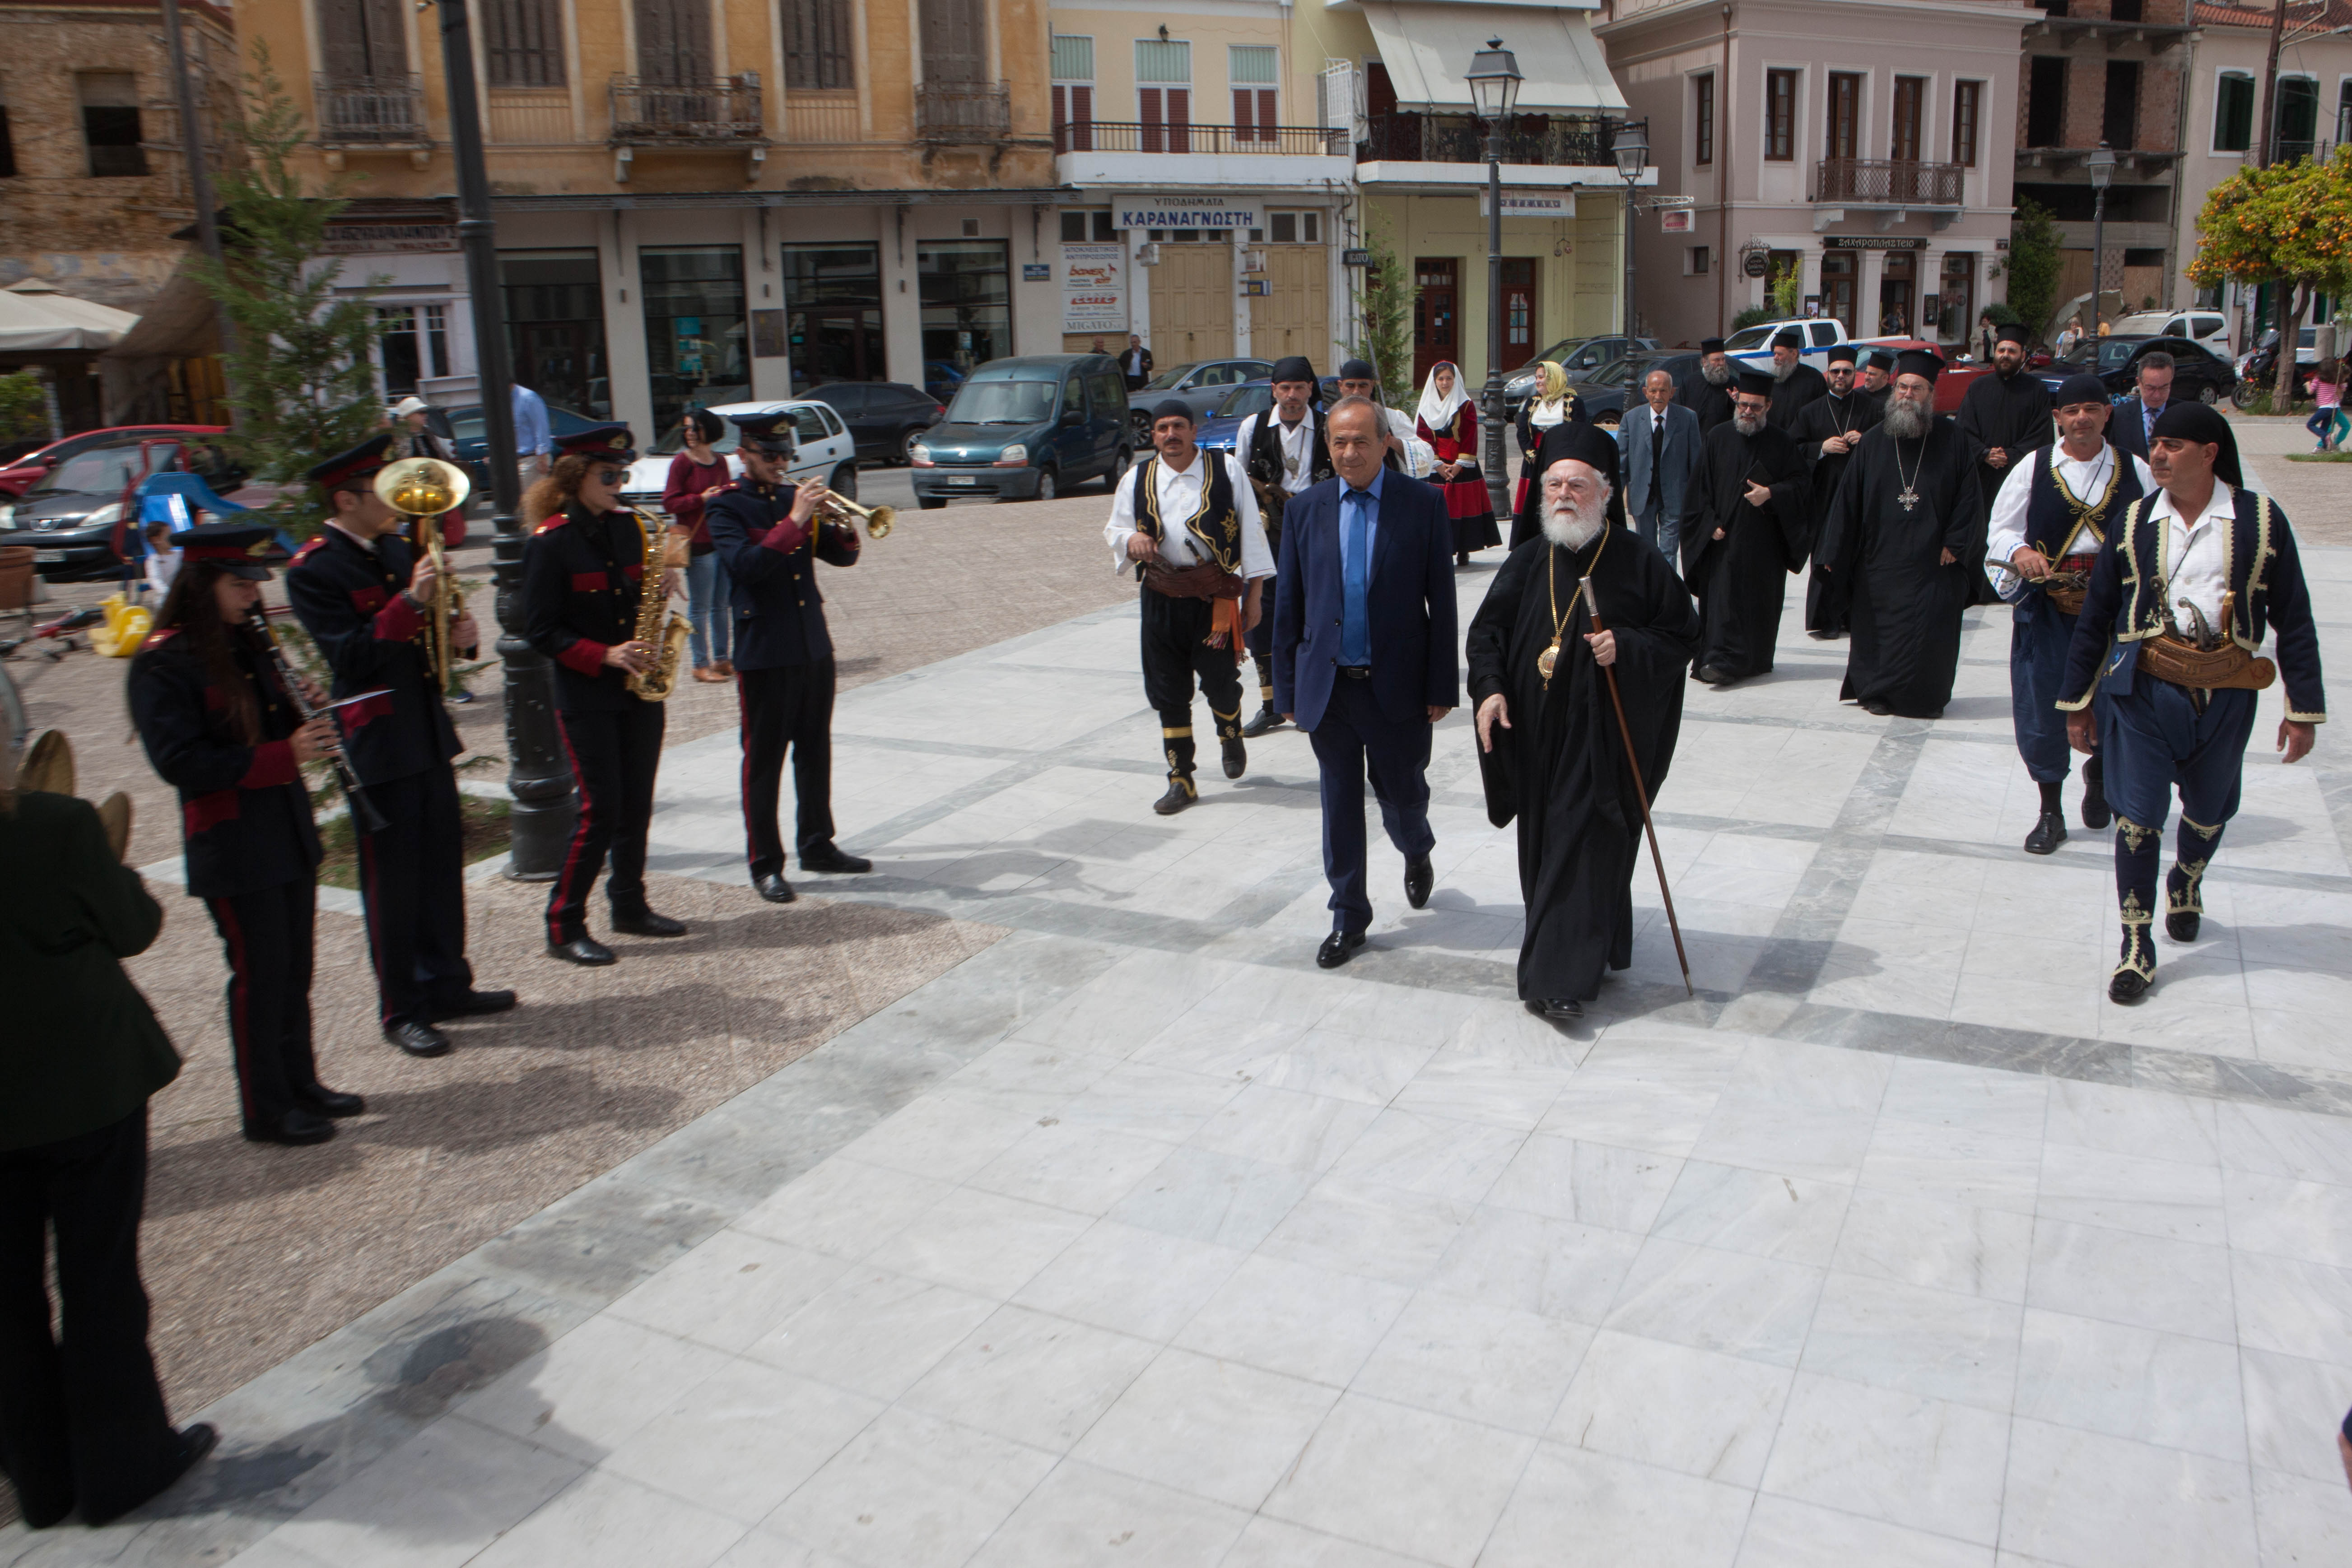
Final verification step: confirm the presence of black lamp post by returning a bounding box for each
[1467,37,1522,521]
[2083,141,2114,341]
[1612,121,1650,342]
[434,0,576,877]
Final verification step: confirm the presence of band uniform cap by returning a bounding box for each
[1893,349,1945,383]
[1825,344,1858,366]
[728,409,795,453]
[1771,328,1804,350]
[2149,400,2244,488]
[1149,399,1197,426]
[1993,321,2032,346]
[1735,368,1777,399]
[2055,374,2114,411]
[176,521,280,580]
[305,431,394,491]
[1699,337,1727,354]
[1535,418,1621,489]
[557,423,638,463]
[1867,349,1899,371]
[1271,355,1318,386]
[1337,358,1378,383]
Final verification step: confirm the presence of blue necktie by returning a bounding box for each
[1341,488,1371,666]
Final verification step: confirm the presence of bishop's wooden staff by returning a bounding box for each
[1580,575,1693,997]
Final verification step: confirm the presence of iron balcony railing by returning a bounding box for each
[1355,112,1625,168]
[609,74,764,142]
[1816,157,1966,205]
[916,79,1011,141]
[314,73,428,144]
[1052,120,1347,155]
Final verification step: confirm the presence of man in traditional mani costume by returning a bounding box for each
[2056,402,2325,1003]
[1677,338,1736,435]
[1986,373,2152,855]
[1679,368,1810,686]
[1234,355,1331,736]
[1764,327,1830,431]
[1955,321,2054,591]
[1813,349,1984,717]
[1793,344,1882,640]
[1104,399,1274,814]
[1467,422,1700,1019]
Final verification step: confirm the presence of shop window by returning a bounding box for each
[502,250,610,419]
[79,73,147,178]
[919,239,1010,377]
[1694,72,1714,166]
[1766,69,1796,161]
[641,246,746,435]
[1267,211,1321,244]
[783,242,885,391]
[1056,209,1115,241]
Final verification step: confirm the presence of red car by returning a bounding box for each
[1862,339,1993,413]
[0,424,231,498]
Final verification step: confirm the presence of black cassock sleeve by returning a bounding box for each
[1467,537,1539,705]
[1811,438,1873,622]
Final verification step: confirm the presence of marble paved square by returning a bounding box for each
[11,547,2352,1568]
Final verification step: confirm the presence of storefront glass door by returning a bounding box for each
[500,250,611,419]
[918,240,1011,379]
[782,243,886,391]
[641,245,747,435]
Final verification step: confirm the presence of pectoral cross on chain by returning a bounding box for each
[1897,484,1921,514]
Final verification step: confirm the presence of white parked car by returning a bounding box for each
[617,399,859,519]
[2109,310,2233,357]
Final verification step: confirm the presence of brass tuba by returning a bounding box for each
[624,507,693,702]
[373,456,473,689]
[13,730,133,859]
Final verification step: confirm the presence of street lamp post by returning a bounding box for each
[2085,142,2115,343]
[434,0,577,877]
[1612,121,1650,343]
[1467,38,1522,521]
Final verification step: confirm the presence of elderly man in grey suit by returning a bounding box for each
[1619,367,1699,562]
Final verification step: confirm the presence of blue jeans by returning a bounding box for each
[685,549,731,667]
[2305,407,2348,447]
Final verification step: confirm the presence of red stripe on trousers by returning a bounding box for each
[548,712,596,942]
[207,898,260,1126]
[357,822,393,1024]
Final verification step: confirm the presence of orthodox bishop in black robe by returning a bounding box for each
[1678,371,1810,684]
[1953,325,2053,601]
[1793,369,1882,637]
[1763,329,1830,431]
[1468,430,1700,1014]
[1509,416,1629,552]
[1676,337,1736,437]
[1813,353,1985,717]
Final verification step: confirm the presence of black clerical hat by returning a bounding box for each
[1533,419,1620,488]
[2149,401,2243,488]
[1735,368,1776,398]
[1270,356,1318,386]
[2054,374,2112,411]
[1699,338,1726,354]
[1993,321,2031,347]
[1825,344,1858,366]
[1893,349,1944,383]
[1771,327,1804,350]
[1867,350,1898,371]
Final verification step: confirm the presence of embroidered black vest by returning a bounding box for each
[2026,444,2144,562]
[1246,411,1332,494]
[1131,453,1245,577]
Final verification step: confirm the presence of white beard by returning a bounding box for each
[1733,407,1766,437]
[1883,397,1929,439]
[1771,358,1796,382]
[1542,494,1609,551]
[1701,361,1732,387]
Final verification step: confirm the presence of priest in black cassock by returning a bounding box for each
[1679,368,1810,686]
[1467,423,1700,1021]
[1794,345,1883,640]
[1953,321,2053,602]
[1676,338,1736,436]
[1860,349,1896,409]
[1812,349,1985,717]
[1765,327,1830,431]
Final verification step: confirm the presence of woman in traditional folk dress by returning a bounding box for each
[1513,361,1583,517]
[1416,362,1500,566]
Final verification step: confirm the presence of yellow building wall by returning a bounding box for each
[1046,6,1308,130]
[1372,191,1627,385]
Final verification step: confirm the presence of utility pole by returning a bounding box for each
[2258,0,2293,406]
[158,0,236,420]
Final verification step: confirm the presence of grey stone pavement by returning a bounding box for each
[8,426,2352,1567]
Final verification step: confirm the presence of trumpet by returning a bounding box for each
[815,488,894,540]
[373,456,473,689]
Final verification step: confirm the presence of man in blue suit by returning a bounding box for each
[1273,396,1460,968]
[1618,367,1698,559]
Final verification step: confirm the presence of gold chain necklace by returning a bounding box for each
[1538,526,1610,686]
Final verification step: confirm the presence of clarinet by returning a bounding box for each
[247,608,388,835]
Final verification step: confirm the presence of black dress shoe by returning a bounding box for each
[800,846,873,874]
[548,934,616,965]
[755,873,798,904]
[385,1020,453,1058]
[1242,706,1283,738]
[296,1085,366,1118]
[1861,698,1894,716]
[245,1108,335,1146]
[2024,811,2068,856]
[1152,780,1196,816]
[1525,997,1584,1021]
[2108,966,2151,1004]
[1316,930,1366,969]
[81,1424,220,1527]
[428,988,517,1020]
[1697,665,1729,685]
[2081,771,2112,829]
[1222,737,1247,780]
[1404,854,1434,909]
[612,910,687,937]
[2167,909,2202,943]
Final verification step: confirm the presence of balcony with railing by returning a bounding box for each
[1355,112,1627,172]
[609,74,764,144]
[1053,121,1346,156]
[917,80,1011,142]
[314,73,429,147]
[1815,158,1966,205]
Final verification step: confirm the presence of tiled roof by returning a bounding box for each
[2191,0,2352,28]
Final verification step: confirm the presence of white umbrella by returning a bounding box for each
[0,277,139,353]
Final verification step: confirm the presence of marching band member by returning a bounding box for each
[286,434,514,1057]
[126,524,360,1145]
[520,424,689,963]
[703,409,870,905]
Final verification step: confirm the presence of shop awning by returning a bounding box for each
[1363,3,1627,116]
[0,278,139,354]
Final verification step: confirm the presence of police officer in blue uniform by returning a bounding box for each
[127,524,362,1145]
[2058,402,2326,1003]
[519,424,690,963]
[285,434,515,1055]
[703,409,870,904]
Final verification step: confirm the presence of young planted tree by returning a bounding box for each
[1352,218,1414,407]
[0,371,49,447]
[2004,199,2064,342]
[2189,147,2352,407]
[194,45,387,531]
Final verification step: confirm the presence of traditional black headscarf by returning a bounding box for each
[2054,374,2112,410]
[1337,358,1378,383]
[1148,399,1195,428]
[1270,355,1318,386]
[2149,401,2244,489]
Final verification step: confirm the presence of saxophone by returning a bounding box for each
[625,507,693,702]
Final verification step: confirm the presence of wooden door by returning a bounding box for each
[1821,251,1856,329]
[321,0,410,79]
[919,0,985,84]
[1891,76,1924,162]
[1141,87,1191,154]
[1826,72,1861,160]
[635,0,711,85]
[1500,258,1537,373]
[1249,246,1329,364]
[1878,250,1914,336]
[1150,242,1234,363]
[1412,257,1458,386]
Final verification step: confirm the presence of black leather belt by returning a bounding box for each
[1337,665,1372,679]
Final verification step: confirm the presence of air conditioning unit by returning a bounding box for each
[1136,242,1162,267]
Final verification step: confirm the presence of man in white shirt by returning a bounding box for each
[1233,356,1330,736]
[1987,373,2155,855]
[2057,400,2326,1004]
[1122,335,1154,392]
[1104,399,1275,814]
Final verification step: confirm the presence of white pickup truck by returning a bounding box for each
[1723,318,1908,374]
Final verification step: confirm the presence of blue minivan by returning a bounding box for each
[909,354,1132,507]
